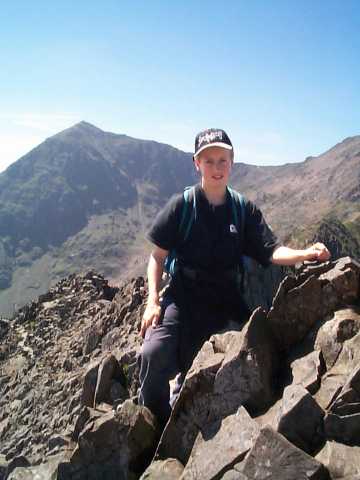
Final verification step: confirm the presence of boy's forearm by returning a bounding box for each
[271,246,307,266]
[147,253,164,303]
[271,243,330,266]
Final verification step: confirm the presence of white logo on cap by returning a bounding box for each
[230,224,238,234]
[198,130,223,147]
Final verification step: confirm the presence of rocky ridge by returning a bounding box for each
[1,258,360,479]
[0,271,146,478]
[1,122,360,317]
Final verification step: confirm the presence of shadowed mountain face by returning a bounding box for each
[0,121,360,315]
[0,121,195,249]
[231,135,360,240]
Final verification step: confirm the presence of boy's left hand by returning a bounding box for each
[304,242,331,262]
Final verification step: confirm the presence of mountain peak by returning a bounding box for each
[73,121,104,132]
[51,120,106,143]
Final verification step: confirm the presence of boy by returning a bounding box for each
[139,128,330,426]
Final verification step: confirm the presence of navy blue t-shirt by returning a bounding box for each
[147,184,279,273]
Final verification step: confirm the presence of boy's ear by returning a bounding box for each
[193,154,200,171]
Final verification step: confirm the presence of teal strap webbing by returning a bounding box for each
[183,186,196,241]
[179,187,192,233]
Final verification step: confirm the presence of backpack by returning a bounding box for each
[164,185,247,284]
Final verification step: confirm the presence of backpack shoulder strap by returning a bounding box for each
[164,185,196,275]
[179,185,196,242]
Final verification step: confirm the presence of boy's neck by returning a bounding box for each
[200,181,227,206]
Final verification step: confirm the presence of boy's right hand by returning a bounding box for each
[140,301,162,338]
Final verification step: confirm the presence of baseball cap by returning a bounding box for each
[194,128,233,157]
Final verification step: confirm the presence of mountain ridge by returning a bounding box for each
[0,121,360,316]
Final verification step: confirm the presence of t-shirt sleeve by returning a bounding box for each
[242,199,280,267]
[146,194,183,251]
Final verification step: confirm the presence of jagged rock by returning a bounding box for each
[0,319,9,341]
[156,308,276,465]
[140,458,184,479]
[2,456,30,480]
[316,441,360,479]
[48,434,74,455]
[268,273,323,350]
[81,359,101,407]
[65,400,158,478]
[340,476,360,480]
[319,257,360,305]
[324,412,360,445]
[3,259,360,477]
[155,340,224,464]
[212,307,277,417]
[268,258,360,352]
[253,396,283,430]
[315,372,347,411]
[238,426,330,480]
[109,380,128,406]
[7,454,68,480]
[181,406,260,480]
[315,307,360,370]
[93,353,125,407]
[290,350,325,394]
[328,364,360,415]
[83,325,102,356]
[315,327,360,412]
[274,384,325,453]
[0,455,7,480]
[221,471,248,480]
[0,272,144,464]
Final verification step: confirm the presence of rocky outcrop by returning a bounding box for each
[316,441,360,479]
[1,256,360,479]
[268,257,359,351]
[155,307,277,465]
[0,271,145,471]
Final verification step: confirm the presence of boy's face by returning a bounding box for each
[194,146,233,188]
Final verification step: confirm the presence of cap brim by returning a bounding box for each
[194,142,233,157]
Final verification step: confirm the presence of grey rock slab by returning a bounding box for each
[275,384,325,454]
[181,406,260,480]
[254,397,283,429]
[93,353,124,407]
[7,454,67,480]
[316,441,360,479]
[140,458,184,479]
[315,372,347,411]
[75,399,158,476]
[291,350,325,394]
[80,359,100,407]
[240,426,330,480]
[268,273,323,351]
[315,307,360,370]
[319,257,360,305]
[155,340,224,465]
[0,455,8,480]
[220,472,248,480]
[213,307,277,417]
[324,411,360,444]
[315,332,360,411]
[156,308,276,466]
[329,364,360,416]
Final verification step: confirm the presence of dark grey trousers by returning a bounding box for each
[138,293,246,426]
[138,301,182,426]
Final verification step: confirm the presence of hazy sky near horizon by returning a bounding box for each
[1,1,360,173]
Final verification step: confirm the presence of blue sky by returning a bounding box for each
[1,0,359,172]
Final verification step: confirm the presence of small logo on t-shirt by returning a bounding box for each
[230,224,238,234]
